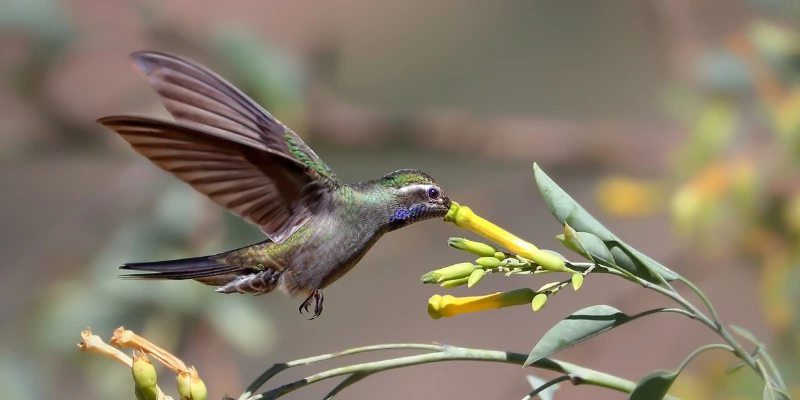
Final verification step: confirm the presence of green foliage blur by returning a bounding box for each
[594,6,800,398]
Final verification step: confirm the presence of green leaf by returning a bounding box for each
[557,231,616,267]
[730,324,763,346]
[534,163,615,241]
[533,163,678,282]
[524,305,631,366]
[730,325,787,391]
[627,370,678,400]
[764,383,791,400]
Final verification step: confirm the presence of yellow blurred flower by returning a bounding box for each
[427,289,536,319]
[595,176,665,217]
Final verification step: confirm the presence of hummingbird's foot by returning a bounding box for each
[298,289,324,320]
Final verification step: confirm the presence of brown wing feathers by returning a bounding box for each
[98,116,310,243]
[97,51,336,243]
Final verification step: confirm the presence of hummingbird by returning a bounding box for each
[97,51,451,319]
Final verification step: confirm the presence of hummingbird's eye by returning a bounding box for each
[427,187,440,200]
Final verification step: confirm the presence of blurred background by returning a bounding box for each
[3,0,800,399]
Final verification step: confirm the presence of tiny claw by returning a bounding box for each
[299,294,313,315]
[299,290,324,320]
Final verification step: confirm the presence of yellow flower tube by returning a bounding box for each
[444,202,571,273]
[428,288,536,319]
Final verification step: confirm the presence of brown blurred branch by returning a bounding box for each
[306,85,682,174]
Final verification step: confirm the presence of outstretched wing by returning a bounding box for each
[98,116,332,244]
[130,50,340,185]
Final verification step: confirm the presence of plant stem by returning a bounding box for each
[677,344,734,373]
[677,275,721,324]
[244,344,678,400]
[522,374,573,400]
[238,344,442,399]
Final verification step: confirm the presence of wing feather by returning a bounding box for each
[130,51,340,184]
[98,116,329,243]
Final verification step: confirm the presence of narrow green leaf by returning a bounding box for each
[730,324,763,346]
[524,305,631,366]
[627,370,678,400]
[764,384,791,400]
[610,240,679,282]
[534,163,616,241]
[730,325,787,391]
[558,231,616,267]
[533,163,678,282]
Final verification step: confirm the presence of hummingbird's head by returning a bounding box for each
[379,169,451,231]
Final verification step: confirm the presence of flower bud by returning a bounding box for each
[571,273,584,291]
[531,293,548,312]
[421,262,478,284]
[177,367,207,400]
[467,269,486,287]
[132,352,159,400]
[440,277,470,288]
[494,252,506,260]
[475,257,501,268]
[447,237,498,257]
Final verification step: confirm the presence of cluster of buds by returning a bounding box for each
[421,201,593,319]
[78,327,207,400]
[420,238,545,288]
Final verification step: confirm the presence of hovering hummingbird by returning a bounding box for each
[97,51,451,319]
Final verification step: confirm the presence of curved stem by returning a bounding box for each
[522,374,573,400]
[677,344,734,373]
[245,344,679,400]
[677,275,721,324]
[323,372,369,399]
[606,266,761,376]
[238,344,442,399]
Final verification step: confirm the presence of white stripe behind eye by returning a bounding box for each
[397,184,433,195]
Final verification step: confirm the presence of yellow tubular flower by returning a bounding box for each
[427,288,536,319]
[444,202,571,273]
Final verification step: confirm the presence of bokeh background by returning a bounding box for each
[3,0,800,399]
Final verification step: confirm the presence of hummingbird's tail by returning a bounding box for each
[120,255,245,286]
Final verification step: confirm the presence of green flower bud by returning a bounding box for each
[177,367,207,400]
[475,257,501,268]
[440,277,470,288]
[420,271,442,284]
[132,352,158,400]
[422,262,478,284]
[531,293,548,312]
[571,273,584,291]
[437,262,478,282]
[447,237,498,257]
[467,269,486,287]
[135,386,147,400]
[494,252,506,260]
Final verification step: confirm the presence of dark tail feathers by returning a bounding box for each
[120,255,242,280]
